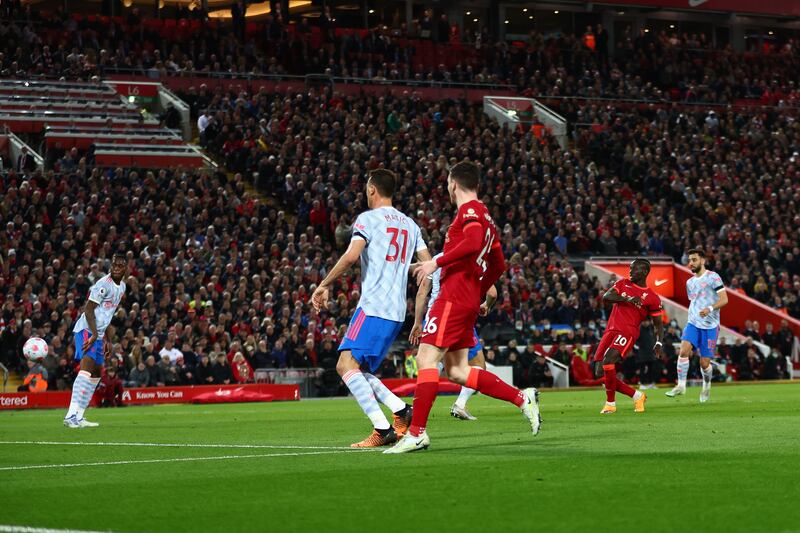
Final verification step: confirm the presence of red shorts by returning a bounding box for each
[421,298,478,351]
[592,330,636,362]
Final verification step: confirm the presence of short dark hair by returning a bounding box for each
[112,252,126,263]
[449,160,480,191]
[687,248,706,258]
[632,258,651,273]
[367,169,396,198]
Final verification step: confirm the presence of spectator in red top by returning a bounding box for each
[232,352,253,383]
[309,200,327,234]
[97,367,125,407]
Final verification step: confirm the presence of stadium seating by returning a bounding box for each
[1,8,798,391]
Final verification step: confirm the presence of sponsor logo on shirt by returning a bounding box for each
[463,208,479,219]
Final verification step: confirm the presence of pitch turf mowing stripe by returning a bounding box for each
[0,440,360,450]
[0,449,377,472]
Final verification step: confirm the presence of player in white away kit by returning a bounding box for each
[410,254,498,420]
[666,248,728,402]
[312,169,432,447]
[64,254,127,428]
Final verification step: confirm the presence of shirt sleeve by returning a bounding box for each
[711,273,725,292]
[459,204,482,230]
[648,294,664,316]
[351,213,371,244]
[87,282,110,305]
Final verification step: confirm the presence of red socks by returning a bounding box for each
[409,367,527,437]
[604,363,636,402]
[603,364,616,402]
[408,368,439,437]
[616,379,636,398]
[467,367,525,408]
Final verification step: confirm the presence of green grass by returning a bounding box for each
[1,384,800,533]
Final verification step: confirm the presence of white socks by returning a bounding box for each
[677,357,690,388]
[66,371,100,420]
[701,364,713,387]
[342,369,390,430]
[363,372,407,413]
[454,387,476,409]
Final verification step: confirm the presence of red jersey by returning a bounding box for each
[437,200,500,308]
[606,278,663,339]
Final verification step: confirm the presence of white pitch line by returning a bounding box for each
[0,526,112,533]
[0,449,374,472]
[0,440,359,451]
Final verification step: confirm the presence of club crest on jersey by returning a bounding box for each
[642,292,648,299]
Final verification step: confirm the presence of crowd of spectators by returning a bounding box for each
[1,5,798,393]
[3,4,800,106]
[4,81,797,393]
[0,165,345,392]
[562,102,800,317]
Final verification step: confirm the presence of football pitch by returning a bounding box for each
[1,384,799,533]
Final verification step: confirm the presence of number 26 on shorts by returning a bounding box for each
[424,317,438,334]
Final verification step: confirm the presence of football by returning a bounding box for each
[22,337,48,362]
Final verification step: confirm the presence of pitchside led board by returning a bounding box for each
[598,263,675,299]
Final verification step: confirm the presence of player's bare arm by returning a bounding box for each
[410,276,431,344]
[699,288,728,317]
[82,299,99,352]
[653,310,665,358]
[603,287,642,308]
[312,239,366,311]
[480,285,498,317]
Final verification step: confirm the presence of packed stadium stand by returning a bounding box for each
[1,0,799,396]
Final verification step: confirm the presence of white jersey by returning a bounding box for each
[427,253,444,311]
[73,274,126,338]
[686,270,724,330]
[351,206,427,322]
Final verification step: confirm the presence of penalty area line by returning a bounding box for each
[0,440,360,451]
[0,449,375,472]
[0,526,113,533]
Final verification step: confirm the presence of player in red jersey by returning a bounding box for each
[385,161,541,454]
[594,259,665,414]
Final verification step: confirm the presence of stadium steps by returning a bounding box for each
[3,372,23,392]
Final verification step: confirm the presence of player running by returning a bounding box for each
[594,259,664,414]
[666,248,728,402]
[385,160,540,454]
[312,169,432,448]
[64,253,127,428]
[410,254,498,421]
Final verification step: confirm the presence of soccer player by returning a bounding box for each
[64,253,127,428]
[594,259,664,414]
[666,248,728,402]
[385,160,540,454]
[410,255,498,421]
[311,169,431,448]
